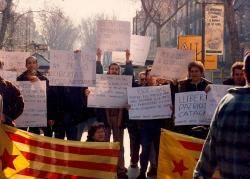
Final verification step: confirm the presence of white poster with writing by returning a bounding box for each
[205,84,234,119]
[0,51,30,72]
[88,74,132,108]
[15,81,47,127]
[0,70,17,81]
[175,91,208,125]
[49,50,96,87]
[128,85,172,119]
[151,48,194,80]
[205,4,224,55]
[112,35,151,66]
[96,20,131,51]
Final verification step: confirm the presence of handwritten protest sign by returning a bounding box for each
[112,35,151,66]
[15,81,47,127]
[130,35,151,66]
[0,70,17,81]
[88,74,132,108]
[96,20,131,51]
[112,51,125,65]
[0,51,30,72]
[49,50,96,87]
[151,48,194,80]
[175,91,208,125]
[205,84,234,119]
[128,85,172,119]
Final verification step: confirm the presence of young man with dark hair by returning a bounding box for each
[17,56,54,136]
[223,61,245,86]
[194,55,250,179]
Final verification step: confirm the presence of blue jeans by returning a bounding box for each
[139,120,163,173]
[54,113,78,141]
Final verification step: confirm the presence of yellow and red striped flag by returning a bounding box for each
[157,129,220,179]
[0,124,120,179]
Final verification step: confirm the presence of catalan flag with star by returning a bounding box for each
[157,129,220,179]
[0,124,120,179]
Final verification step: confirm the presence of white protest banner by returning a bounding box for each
[112,35,151,66]
[15,81,47,127]
[205,4,224,55]
[130,35,151,66]
[112,51,125,65]
[96,20,131,51]
[0,70,17,81]
[175,91,207,125]
[88,74,132,108]
[128,85,172,119]
[151,48,194,80]
[0,51,30,72]
[49,50,96,87]
[205,84,234,119]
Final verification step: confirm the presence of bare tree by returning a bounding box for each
[141,0,190,46]
[39,7,78,50]
[224,0,241,62]
[0,0,12,49]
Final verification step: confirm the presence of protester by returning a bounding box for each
[175,61,212,139]
[0,61,24,126]
[86,122,106,142]
[223,61,245,86]
[50,51,87,141]
[17,56,54,136]
[85,49,132,179]
[136,68,165,179]
[193,55,250,179]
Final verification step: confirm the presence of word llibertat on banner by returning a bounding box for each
[175,91,208,126]
[96,20,131,52]
[88,74,132,108]
[15,81,47,127]
[151,48,194,80]
[49,50,96,87]
[128,85,172,120]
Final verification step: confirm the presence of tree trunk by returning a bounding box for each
[0,0,12,49]
[156,25,161,47]
[225,0,241,62]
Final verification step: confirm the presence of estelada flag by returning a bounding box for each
[157,129,220,179]
[0,124,120,179]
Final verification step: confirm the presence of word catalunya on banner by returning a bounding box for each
[157,129,220,179]
[0,124,120,179]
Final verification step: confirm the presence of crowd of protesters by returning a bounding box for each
[0,49,249,179]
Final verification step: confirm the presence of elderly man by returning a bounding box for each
[194,55,250,179]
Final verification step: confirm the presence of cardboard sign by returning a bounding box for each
[175,91,208,125]
[205,4,224,55]
[128,85,172,119]
[0,70,17,81]
[96,20,131,51]
[205,84,234,119]
[151,48,194,80]
[49,50,96,87]
[88,74,132,108]
[112,35,151,66]
[0,51,30,72]
[15,81,47,127]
